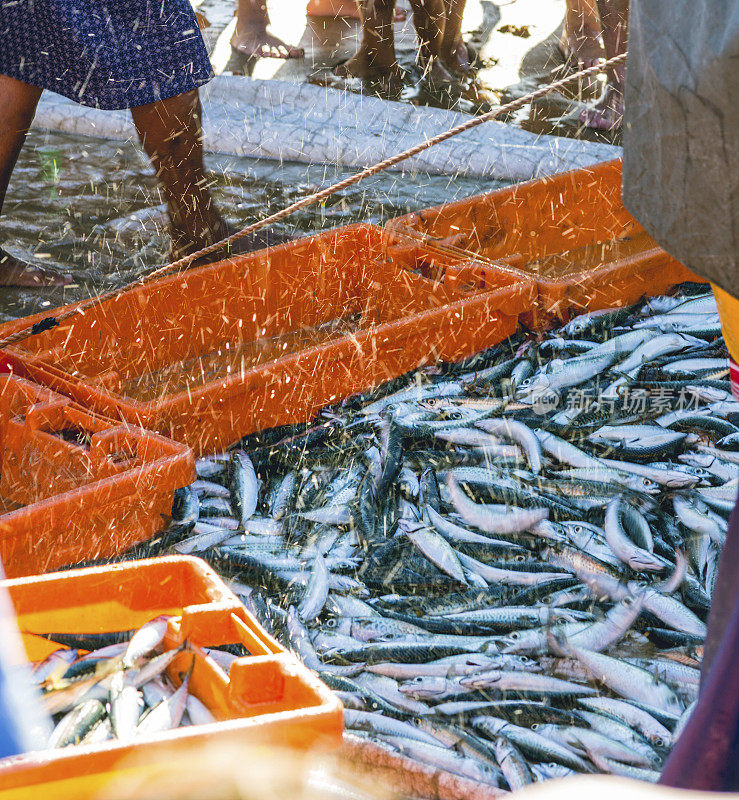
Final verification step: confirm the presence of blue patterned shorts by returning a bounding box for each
[0,0,213,109]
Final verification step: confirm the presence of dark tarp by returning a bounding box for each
[621,0,739,298]
[659,485,739,791]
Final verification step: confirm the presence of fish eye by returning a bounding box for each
[531,723,541,730]
[574,525,583,533]
[515,554,526,562]
[326,619,337,628]
[413,677,424,683]
[509,632,520,640]
[654,737,665,747]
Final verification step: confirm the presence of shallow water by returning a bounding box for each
[2,129,506,322]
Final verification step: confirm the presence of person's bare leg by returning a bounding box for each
[580,0,627,130]
[131,90,229,261]
[409,0,454,85]
[306,0,406,21]
[440,0,471,74]
[560,0,603,68]
[0,75,72,286]
[231,0,304,59]
[335,0,402,91]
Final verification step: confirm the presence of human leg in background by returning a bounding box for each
[439,0,473,74]
[560,0,604,68]
[0,74,72,286]
[334,0,403,91]
[231,0,304,59]
[408,0,454,85]
[580,0,627,130]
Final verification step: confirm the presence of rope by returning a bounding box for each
[0,52,625,349]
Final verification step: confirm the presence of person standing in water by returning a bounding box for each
[334,0,471,93]
[0,0,268,287]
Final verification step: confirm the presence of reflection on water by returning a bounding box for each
[1,130,506,323]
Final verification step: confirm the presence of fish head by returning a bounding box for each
[676,333,710,347]
[647,731,672,749]
[624,476,661,494]
[679,466,712,482]
[515,375,552,404]
[325,617,353,636]
[563,317,591,336]
[499,629,539,654]
[493,736,514,760]
[533,763,575,780]
[332,576,370,597]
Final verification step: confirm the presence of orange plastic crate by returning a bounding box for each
[384,159,707,327]
[0,375,194,578]
[0,556,342,800]
[0,224,535,454]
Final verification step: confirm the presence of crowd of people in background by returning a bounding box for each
[235,0,629,130]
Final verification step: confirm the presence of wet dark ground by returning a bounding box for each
[2,129,505,321]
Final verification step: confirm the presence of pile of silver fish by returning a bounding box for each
[150,285,736,790]
[33,615,218,748]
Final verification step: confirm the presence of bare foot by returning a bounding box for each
[441,40,475,75]
[169,216,229,263]
[231,21,304,59]
[419,55,456,89]
[579,81,624,129]
[560,28,604,68]
[0,248,73,287]
[560,0,604,68]
[334,50,403,93]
